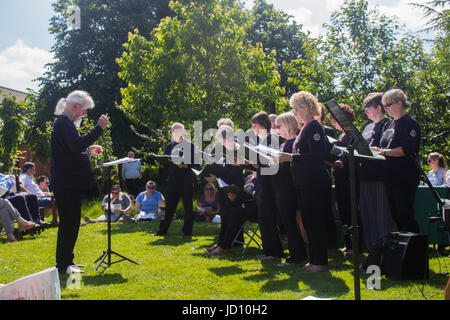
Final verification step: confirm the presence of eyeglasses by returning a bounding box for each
[112,191,120,195]
[383,101,396,109]
[147,185,155,190]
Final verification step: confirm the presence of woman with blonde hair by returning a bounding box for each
[272,113,307,266]
[279,91,333,273]
[427,152,447,186]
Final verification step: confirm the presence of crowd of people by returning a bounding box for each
[1,88,448,276]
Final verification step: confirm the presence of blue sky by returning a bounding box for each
[0,0,445,92]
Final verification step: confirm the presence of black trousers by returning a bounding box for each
[296,183,331,266]
[216,190,244,247]
[220,200,258,250]
[335,173,353,249]
[273,184,307,262]
[53,187,83,271]
[256,180,283,258]
[125,178,141,198]
[6,194,40,222]
[385,179,420,233]
[158,182,194,235]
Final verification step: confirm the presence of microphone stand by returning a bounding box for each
[348,141,361,300]
[94,159,139,271]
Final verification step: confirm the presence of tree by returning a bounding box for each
[33,0,172,162]
[287,0,429,126]
[410,0,450,32]
[247,0,310,97]
[117,0,284,151]
[0,95,33,173]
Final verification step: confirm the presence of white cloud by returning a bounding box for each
[325,0,345,13]
[372,0,427,32]
[287,7,321,37]
[0,40,54,92]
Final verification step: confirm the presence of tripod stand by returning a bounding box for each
[94,159,139,271]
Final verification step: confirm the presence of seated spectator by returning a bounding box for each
[445,170,450,188]
[195,183,219,222]
[0,187,38,242]
[0,173,46,226]
[20,163,53,208]
[37,175,59,226]
[133,181,165,221]
[84,184,131,223]
[427,152,447,186]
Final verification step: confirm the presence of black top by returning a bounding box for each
[380,114,421,183]
[271,138,295,190]
[50,115,104,190]
[359,117,392,182]
[333,133,352,182]
[291,120,329,186]
[164,139,195,183]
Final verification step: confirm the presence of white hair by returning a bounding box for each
[54,90,95,115]
[171,122,185,132]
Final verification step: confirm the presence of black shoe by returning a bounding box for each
[152,231,166,236]
[181,232,192,237]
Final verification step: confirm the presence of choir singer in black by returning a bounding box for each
[372,88,421,233]
[279,91,333,273]
[155,123,196,236]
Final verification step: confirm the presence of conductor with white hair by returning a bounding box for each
[51,90,109,273]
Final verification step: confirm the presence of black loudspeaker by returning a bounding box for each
[381,232,429,280]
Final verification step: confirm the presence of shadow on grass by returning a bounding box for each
[80,273,128,287]
[148,235,196,247]
[242,261,350,298]
[209,265,247,276]
[192,246,264,262]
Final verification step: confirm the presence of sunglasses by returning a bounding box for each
[383,101,396,109]
[112,191,120,195]
[147,185,155,189]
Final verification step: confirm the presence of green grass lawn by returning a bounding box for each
[0,200,448,300]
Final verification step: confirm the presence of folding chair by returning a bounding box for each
[231,219,262,255]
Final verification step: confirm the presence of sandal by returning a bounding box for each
[19,221,37,231]
[209,247,228,255]
[205,244,218,253]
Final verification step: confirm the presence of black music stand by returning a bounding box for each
[94,158,139,271]
[325,99,386,300]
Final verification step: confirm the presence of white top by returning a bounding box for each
[19,173,44,197]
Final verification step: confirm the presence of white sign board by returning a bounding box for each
[0,267,61,300]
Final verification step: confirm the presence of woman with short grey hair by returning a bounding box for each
[371,88,421,233]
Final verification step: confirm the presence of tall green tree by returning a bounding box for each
[0,95,34,173]
[117,0,284,150]
[34,0,171,161]
[247,0,310,98]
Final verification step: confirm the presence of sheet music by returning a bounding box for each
[216,177,228,188]
[253,144,281,157]
[102,157,140,167]
[326,135,339,144]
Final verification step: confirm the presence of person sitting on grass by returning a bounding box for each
[84,184,132,223]
[0,187,38,242]
[195,183,219,222]
[133,181,165,222]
